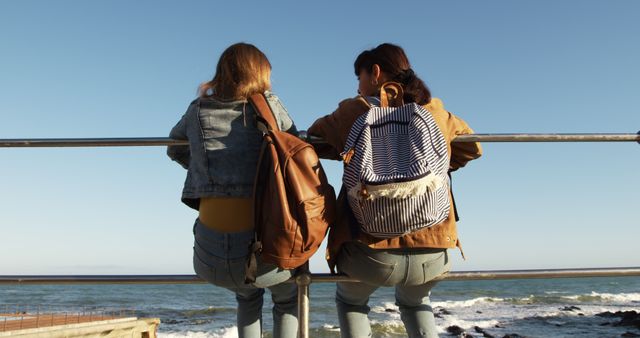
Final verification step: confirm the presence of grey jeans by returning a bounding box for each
[336,241,450,338]
[192,220,298,338]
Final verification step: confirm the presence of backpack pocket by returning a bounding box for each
[298,190,334,251]
[348,182,450,238]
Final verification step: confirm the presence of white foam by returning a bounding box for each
[435,315,500,334]
[370,318,404,326]
[371,302,400,316]
[159,327,238,338]
[515,295,535,303]
[428,292,640,309]
[432,297,504,308]
[321,323,340,332]
[564,291,640,303]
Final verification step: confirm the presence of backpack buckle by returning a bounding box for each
[341,148,355,164]
[359,185,370,200]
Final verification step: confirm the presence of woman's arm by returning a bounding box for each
[446,113,483,171]
[308,97,370,161]
[265,93,298,135]
[427,98,482,171]
[166,103,194,169]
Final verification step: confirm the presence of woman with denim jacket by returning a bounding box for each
[167,43,298,338]
[309,43,482,338]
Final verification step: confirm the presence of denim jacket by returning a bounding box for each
[167,92,297,209]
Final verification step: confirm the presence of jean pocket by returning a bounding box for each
[339,244,397,286]
[193,244,242,288]
[193,248,217,284]
[422,251,449,283]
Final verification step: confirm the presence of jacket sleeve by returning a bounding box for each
[447,112,482,171]
[308,114,342,160]
[308,98,370,161]
[266,93,299,135]
[167,105,192,170]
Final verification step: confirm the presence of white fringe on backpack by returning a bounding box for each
[349,172,444,201]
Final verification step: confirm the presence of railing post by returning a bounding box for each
[295,270,312,338]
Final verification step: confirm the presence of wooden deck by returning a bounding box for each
[0,313,159,337]
[0,312,119,331]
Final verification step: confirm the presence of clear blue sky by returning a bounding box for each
[1,1,638,275]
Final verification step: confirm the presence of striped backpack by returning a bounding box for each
[341,83,450,238]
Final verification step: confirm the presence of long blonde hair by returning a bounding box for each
[199,43,272,100]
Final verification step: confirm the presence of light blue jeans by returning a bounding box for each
[336,241,450,338]
[192,220,298,338]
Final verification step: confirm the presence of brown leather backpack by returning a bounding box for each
[245,93,336,282]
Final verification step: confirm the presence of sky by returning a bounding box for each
[0,1,638,275]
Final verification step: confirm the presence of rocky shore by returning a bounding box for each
[439,307,640,338]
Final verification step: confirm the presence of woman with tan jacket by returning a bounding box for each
[309,43,482,338]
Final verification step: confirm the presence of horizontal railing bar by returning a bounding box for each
[0,133,638,148]
[306,132,640,143]
[2,267,639,284]
[0,137,188,148]
[0,275,203,284]
[453,133,640,143]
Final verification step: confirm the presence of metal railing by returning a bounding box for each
[1,132,639,148]
[2,267,640,284]
[1,131,639,337]
[2,268,640,337]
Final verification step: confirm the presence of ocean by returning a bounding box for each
[1,276,639,338]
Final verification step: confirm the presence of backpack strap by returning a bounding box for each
[379,82,404,108]
[448,171,460,222]
[249,93,280,132]
[245,140,269,284]
[244,93,278,284]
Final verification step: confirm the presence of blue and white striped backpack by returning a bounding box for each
[341,83,450,238]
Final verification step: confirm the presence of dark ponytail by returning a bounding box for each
[354,43,431,105]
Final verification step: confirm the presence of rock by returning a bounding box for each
[578,313,584,316]
[596,310,640,329]
[477,310,483,314]
[560,305,581,312]
[439,308,452,315]
[384,308,398,313]
[474,325,495,338]
[502,334,527,338]
[617,311,640,329]
[621,332,640,337]
[597,311,618,318]
[446,325,464,335]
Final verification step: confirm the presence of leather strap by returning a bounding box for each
[244,240,262,283]
[243,93,277,284]
[448,171,460,222]
[245,134,272,284]
[249,93,280,131]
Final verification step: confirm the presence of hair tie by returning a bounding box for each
[395,68,415,83]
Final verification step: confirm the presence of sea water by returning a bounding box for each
[1,276,639,338]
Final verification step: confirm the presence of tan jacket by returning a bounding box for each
[308,95,482,271]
